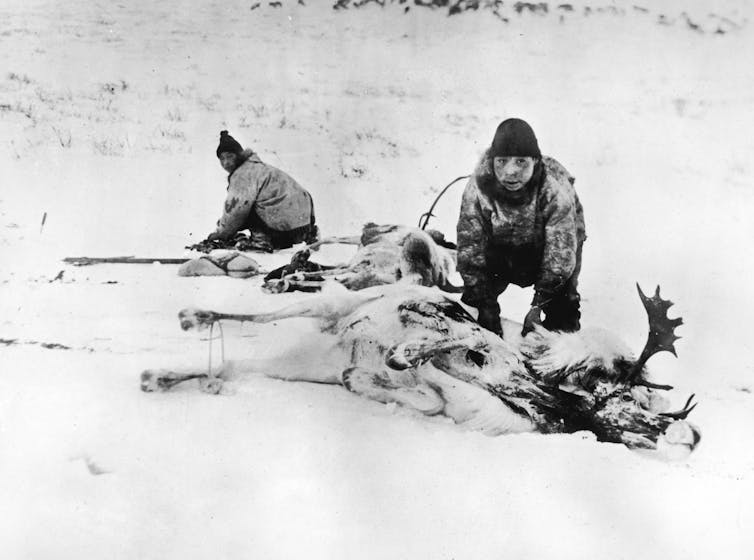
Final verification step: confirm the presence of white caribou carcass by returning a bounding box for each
[262,223,462,294]
[142,228,700,459]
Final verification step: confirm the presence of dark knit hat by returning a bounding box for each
[490,118,541,159]
[216,130,243,157]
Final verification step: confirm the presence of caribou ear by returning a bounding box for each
[628,284,684,381]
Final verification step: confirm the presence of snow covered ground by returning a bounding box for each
[1,0,753,558]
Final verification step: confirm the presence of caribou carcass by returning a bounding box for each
[142,277,701,460]
[262,223,461,294]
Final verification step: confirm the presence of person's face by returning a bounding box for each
[493,156,536,191]
[219,152,238,173]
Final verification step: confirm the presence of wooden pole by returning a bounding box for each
[63,256,191,266]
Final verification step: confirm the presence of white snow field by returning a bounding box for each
[1,0,753,558]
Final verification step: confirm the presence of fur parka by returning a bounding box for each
[212,149,314,239]
[456,151,586,308]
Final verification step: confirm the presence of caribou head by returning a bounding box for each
[522,284,700,458]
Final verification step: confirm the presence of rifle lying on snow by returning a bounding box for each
[63,256,191,266]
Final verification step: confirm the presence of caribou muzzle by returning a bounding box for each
[655,420,702,460]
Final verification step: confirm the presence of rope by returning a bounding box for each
[417,175,470,230]
[207,321,226,378]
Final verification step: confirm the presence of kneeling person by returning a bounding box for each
[457,118,586,337]
[206,130,318,250]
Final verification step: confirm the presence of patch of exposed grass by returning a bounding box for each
[92,135,131,156]
[7,72,33,85]
[51,126,72,148]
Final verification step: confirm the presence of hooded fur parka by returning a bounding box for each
[456,151,586,309]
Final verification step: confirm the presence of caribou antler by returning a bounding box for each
[660,393,698,420]
[628,284,684,382]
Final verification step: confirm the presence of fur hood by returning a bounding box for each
[472,148,548,205]
[472,148,575,193]
[233,148,261,169]
[472,147,496,181]
[226,149,264,182]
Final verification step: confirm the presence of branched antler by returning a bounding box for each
[628,284,684,381]
[660,393,698,420]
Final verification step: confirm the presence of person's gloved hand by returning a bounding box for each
[522,305,543,336]
[477,306,503,337]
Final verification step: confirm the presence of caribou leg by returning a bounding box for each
[307,235,362,251]
[262,277,330,294]
[262,268,366,294]
[267,268,401,294]
[179,290,383,331]
[287,269,351,280]
[141,368,215,392]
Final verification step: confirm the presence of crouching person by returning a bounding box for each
[456,118,586,337]
[205,130,318,251]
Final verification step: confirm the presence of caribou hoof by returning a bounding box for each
[140,369,209,392]
[262,278,290,294]
[140,369,162,392]
[178,308,216,331]
[199,377,224,395]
